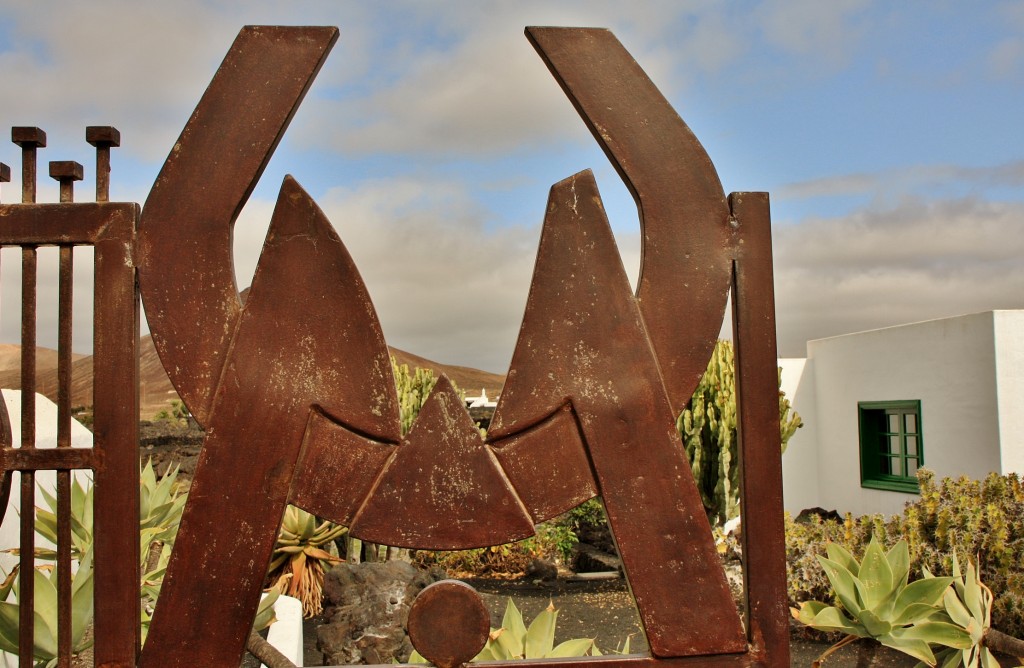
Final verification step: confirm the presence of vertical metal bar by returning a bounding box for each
[86,127,120,203]
[50,161,82,668]
[56,244,72,667]
[92,207,141,667]
[730,191,790,667]
[18,245,36,668]
[13,127,45,668]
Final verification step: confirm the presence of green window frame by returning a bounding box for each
[858,400,922,493]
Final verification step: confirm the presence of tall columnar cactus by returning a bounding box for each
[392,357,440,436]
[677,340,803,526]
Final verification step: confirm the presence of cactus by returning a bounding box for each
[677,340,803,526]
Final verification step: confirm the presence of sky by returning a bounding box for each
[1,1,1023,374]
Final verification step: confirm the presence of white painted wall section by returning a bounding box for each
[0,390,93,574]
[778,358,820,514]
[993,310,1024,474]
[807,312,1001,516]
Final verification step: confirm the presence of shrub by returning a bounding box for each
[412,521,575,577]
[785,469,1024,639]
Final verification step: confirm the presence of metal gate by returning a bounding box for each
[0,126,140,667]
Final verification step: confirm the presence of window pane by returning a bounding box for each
[890,456,901,475]
[880,456,892,474]
[889,435,901,455]
[905,413,917,433]
[888,414,900,431]
[907,458,918,477]
[906,436,918,456]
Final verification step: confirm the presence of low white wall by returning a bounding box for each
[0,390,94,575]
[807,312,1002,516]
[994,311,1024,474]
[778,358,821,515]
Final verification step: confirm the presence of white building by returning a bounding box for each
[780,310,1024,517]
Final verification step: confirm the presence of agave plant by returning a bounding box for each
[0,549,94,667]
[926,553,999,668]
[267,505,345,618]
[793,537,971,666]
[476,599,598,660]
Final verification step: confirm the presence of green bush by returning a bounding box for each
[785,469,1024,639]
[412,521,575,577]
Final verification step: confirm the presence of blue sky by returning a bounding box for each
[1,1,1024,373]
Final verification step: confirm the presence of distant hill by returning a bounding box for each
[0,338,505,420]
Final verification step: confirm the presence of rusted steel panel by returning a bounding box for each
[92,207,141,667]
[525,28,733,418]
[141,176,399,667]
[290,409,395,525]
[490,170,745,657]
[350,376,535,549]
[729,193,789,666]
[129,23,790,668]
[0,447,98,471]
[138,25,339,427]
[490,403,597,523]
[0,202,137,245]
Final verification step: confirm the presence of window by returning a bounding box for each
[858,401,922,493]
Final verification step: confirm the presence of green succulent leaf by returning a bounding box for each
[897,621,973,650]
[826,542,860,578]
[893,602,943,627]
[857,538,894,610]
[474,642,499,662]
[549,638,595,657]
[886,540,911,589]
[942,587,973,629]
[501,599,527,658]
[796,603,865,636]
[817,556,863,615]
[892,577,954,621]
[964,561,984,622]
[855,609,892,637]
[877,633,936,666]
[525,603,557,658]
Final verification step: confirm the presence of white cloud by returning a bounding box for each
[228,173,642,374]
[778,161,1024,200]
[754,0,872,67]
[773,197,1024,356]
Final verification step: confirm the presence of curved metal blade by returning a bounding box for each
[141,176,399,667]
[138,25,338,426]
[526,27,734,416]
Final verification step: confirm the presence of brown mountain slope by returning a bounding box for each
[0,338,505,419]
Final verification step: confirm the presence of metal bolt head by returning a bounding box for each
[12,126,46,148]
[49,161,84,181]
[86,126,121,147]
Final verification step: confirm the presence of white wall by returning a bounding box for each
[0,390,94,575]
[778,358,821,514]
[806,312,1002,516]
[994,311,1024,475]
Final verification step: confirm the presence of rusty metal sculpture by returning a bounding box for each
[1,23,788,668]
[136,25,789,667]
